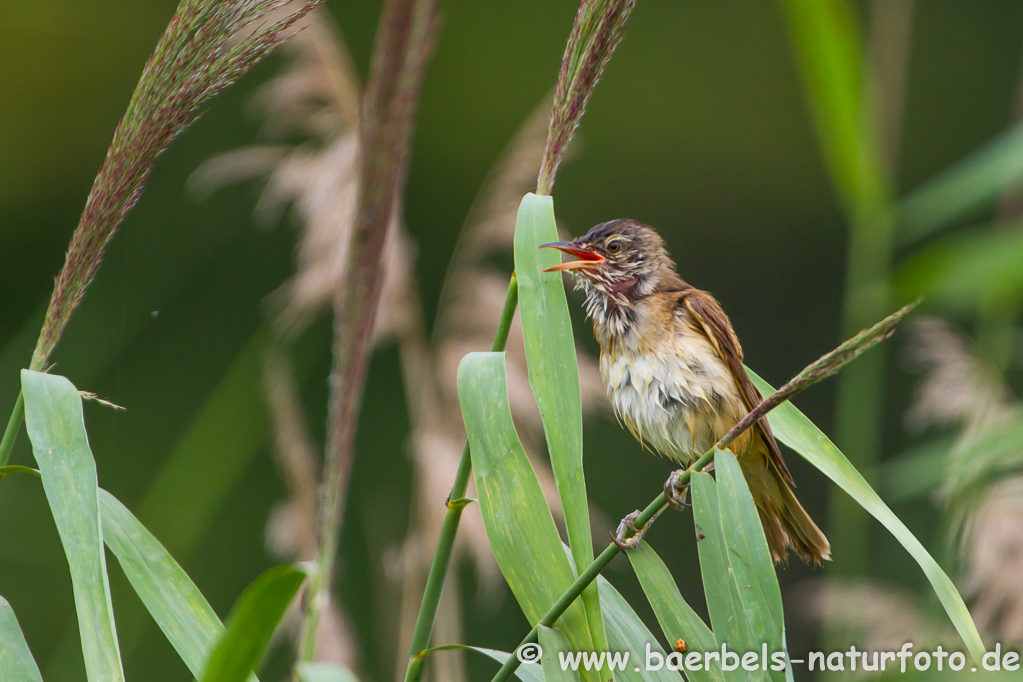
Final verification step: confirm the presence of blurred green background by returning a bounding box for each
[2,1,1022,680]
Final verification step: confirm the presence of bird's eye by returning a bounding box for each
[606,240,622,253]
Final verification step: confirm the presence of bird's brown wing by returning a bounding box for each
[680,290,795,486]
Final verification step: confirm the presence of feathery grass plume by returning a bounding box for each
[537,0,635,195]
[904,318,1023,504]
[189,9,415,338]
[303,0,438,662]
[905,317,1023,643]
[30,0,320,371]
[905,318,1016,439]
[961,477,1023,644]
[194,13,453,671]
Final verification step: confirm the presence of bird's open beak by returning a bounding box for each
[539,241,604,273]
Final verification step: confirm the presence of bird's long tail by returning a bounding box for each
[744,451,831,566]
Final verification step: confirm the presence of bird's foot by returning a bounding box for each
[611,508,663,551]
[664,469,691,511]
[611,510,646,551]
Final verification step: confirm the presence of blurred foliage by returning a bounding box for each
[3,0,1023,680]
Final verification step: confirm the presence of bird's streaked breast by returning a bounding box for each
[597,303,745,461]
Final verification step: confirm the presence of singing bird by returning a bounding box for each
[542,220,830,565]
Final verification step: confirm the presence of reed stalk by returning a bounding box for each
[299,0,438,660]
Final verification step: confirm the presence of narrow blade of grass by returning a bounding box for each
[714,449,784,680]
[99,489,234,679]
[200,564,309,682]
[690,472,758,658]
[898,123,1023,245]
[0,595,42,682]
[21,369,124,682]
[628,544,721,682]
[539,626,581,682]
[748,370,987,662]
[595,573,682,682]
[515,192,607,661]
[894,221,1023,310]
[475,650,543,682]
[457,351,596,676]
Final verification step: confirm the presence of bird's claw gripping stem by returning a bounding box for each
[611,510,645,551]
[664,469,691,510]
[612,507,663,551]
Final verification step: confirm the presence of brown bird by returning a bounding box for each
[542,219,830,565]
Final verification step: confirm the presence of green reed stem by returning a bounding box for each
[0,392,25,468]
[403,275,518,681]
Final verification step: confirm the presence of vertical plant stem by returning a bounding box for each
[300,0,437,660]
[780,0,910,576]
[0,392,25,468]
[829,212,893,575]
[830,0,913,576]
[403,276,518,680]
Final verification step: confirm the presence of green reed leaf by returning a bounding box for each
[596,573,682,682]
[457,351,596,679]
[713,449,784,679]
[690,472,758,659]
[628,545,722,682]
[420,645,544,682]
[779,0,888,218]
[539,625,581,682]
[21,369,124,682]
[748,370,987,663]
[200,564,308,682]
[516,192,608,665]
[99,489,235,679]
[895,222,1023,310]
[0,595,42,682]
[898,123,1023,245]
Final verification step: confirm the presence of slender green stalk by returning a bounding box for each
[489,302,914,682]
[0,392,25,468]
[403,276,518,681]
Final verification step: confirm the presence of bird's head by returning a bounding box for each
[541,219,675,302]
